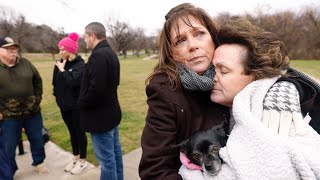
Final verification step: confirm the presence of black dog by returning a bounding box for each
[176,124,227,175]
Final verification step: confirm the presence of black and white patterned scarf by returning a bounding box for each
[177,63,215,91]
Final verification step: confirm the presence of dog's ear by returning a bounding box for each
[216,127,227,147]
[210,121,225,137]
[212,122,228,147]
[215,121,225,130]
[171,139,189,152]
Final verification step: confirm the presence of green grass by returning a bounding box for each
[290,60,320,80]
[24,53,319,166]
[26,53,156,165]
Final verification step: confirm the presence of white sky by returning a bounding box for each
[1,0,319,36]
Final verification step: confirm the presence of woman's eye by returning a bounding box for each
[195,31,205,36]
[176,38,185,45]
[220,68,229,74]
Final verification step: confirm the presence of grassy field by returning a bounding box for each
[290,60,320,80]
[25,53,319,165]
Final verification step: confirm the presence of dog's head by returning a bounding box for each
[176,124,227,175]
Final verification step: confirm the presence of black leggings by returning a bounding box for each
[61,109,87,159]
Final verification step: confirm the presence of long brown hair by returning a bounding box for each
[146,3,219,89]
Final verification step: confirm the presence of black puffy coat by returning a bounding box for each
[52,55,85,111]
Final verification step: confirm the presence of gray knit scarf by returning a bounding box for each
[177,63,215,91]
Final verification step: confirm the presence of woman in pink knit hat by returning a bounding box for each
[52,32,88,175]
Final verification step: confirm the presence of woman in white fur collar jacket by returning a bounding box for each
[179,18,320,180]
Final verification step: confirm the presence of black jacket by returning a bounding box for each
[279,67,320,134]
[52,55,85,111]
[139,73,229,180]
[78,40,121,133]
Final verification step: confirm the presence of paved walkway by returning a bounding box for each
[14,141,142,180]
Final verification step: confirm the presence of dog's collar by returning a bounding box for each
[180,152,202,170]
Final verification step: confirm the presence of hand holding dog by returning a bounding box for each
[262,81,306,137]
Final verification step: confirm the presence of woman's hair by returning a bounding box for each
[85,22,107,40]
[146,3,219,89]
[218,18,290,80]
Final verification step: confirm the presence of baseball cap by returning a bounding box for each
[0,37,20,48]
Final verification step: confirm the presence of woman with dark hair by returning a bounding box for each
[139,3,230,180]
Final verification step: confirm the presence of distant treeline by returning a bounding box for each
[0,5,319,59]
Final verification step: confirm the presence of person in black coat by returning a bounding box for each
[79,22,123,180]
[53,32,88,175]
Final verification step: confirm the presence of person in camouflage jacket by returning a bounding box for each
[0,36,49,176]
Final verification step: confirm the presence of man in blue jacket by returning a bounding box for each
[79,22,123,180]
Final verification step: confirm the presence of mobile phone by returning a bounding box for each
[56,59,63,63]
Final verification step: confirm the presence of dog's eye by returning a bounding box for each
[210,145,220,152]
[193,152,201,160]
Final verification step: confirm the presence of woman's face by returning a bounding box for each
[170,15,215,75]
[210,44,254,107]
[59,47,69,60]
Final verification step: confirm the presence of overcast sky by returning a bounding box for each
[1,0,319,36]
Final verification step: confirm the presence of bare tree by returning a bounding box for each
[132,27,147,57]
[145,36,158,55]
[0,7,33,56]
[37,25,64,60]
[0,6,15,36]
[105,18,135,59]
[215,12,233,25]
[299,6,320,58]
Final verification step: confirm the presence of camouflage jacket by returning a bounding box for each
[0,57,42,119]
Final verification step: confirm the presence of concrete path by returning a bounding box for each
[14,141,142,180]
[122,148,142,180]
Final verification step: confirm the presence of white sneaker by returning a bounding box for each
[35,162,49,175]
[70,159,88,175]
[64,159,78,172]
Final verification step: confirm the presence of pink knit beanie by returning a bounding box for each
[58,32,79,54]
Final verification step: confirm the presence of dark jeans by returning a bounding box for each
[61,109,87,159]
[0,122,14,180]
[0,112,46,173]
